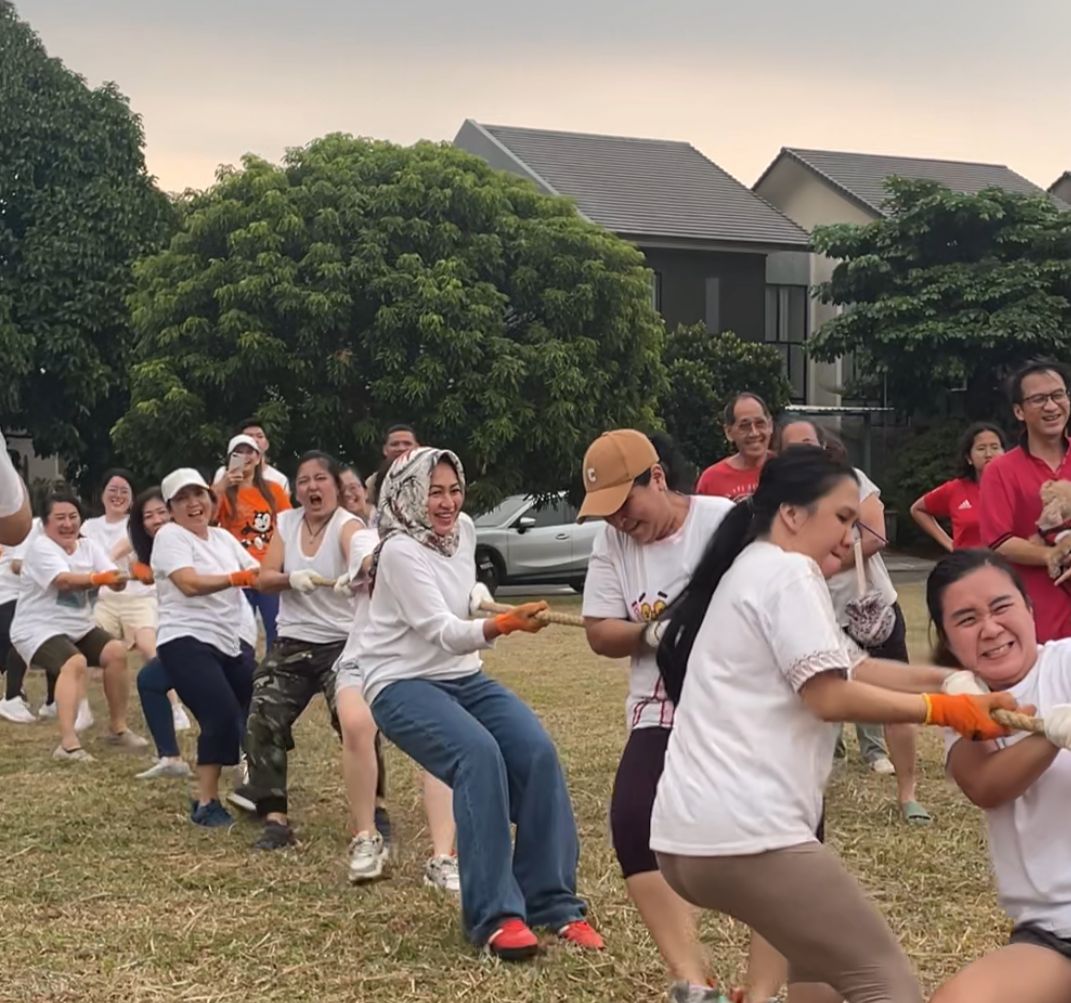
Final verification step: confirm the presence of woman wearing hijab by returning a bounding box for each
[358,447,602,961]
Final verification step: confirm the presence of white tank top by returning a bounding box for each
[275,507,356,644]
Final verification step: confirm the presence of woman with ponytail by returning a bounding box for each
[651,447,1021,1003]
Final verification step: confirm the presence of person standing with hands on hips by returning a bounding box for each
[214,434,291,649]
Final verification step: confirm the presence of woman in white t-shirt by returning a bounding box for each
[152,468,261,828]
[925,550,1071,1003]
[0,518,44,723]
[779,420,927,823]
[233,451,362,850]
[359,447,602,961]
[650,447,1021,1003]
[579,430,735,1003]
[11,492,148,762]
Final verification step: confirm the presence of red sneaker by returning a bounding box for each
[558,919,605,950]
[487,918,539,961]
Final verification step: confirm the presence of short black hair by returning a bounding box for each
[234,416,265,435]
[1008,359,1070,405]
[42,491,84,523]
[383,423,417,442]
[722,393,770,426]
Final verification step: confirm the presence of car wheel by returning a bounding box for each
[476,548,503,596]
[568,578,586,594]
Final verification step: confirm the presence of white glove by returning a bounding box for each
[1043,704,1071,750]
[288,569,318,594]
[941,670,990,696]
[333,571,354,596]
[469,581,494,616]
[643,619,666,650]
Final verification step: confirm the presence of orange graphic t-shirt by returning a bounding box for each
[216,482,291,563]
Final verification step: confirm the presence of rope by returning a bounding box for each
[992,708,1047,736]
[478,599,586,628]
[308,573,338,588]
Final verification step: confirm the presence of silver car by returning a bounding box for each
[473,493,600,595]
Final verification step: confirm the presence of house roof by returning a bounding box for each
[758,147,1050,216]
[461,121,810,251]
[1051,170,1071,194]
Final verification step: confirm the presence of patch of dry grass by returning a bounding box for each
[0,582,1004,1002]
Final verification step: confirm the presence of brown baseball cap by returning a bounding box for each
[577,429,659,522]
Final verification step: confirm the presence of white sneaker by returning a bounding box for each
[37,701,57,720]
[52,744,95,763]
[347,831,388,884]
[424,854,460,894]
[136,758,193,780]
[75,699,94,733]
[0,696,37,724]
[870,756,896,775]
[172,704,191,732]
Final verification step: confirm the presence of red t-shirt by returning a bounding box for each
[979,444,1071,643]
[922,477,982,550]
[695,456,767,501]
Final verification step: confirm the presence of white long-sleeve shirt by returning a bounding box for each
[356,514,491,704]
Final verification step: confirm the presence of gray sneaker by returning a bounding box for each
[347,831,388,883]
[136,758,193,780]
[52,744,95,763]
[104,730,150,751]
[423,854,460,894]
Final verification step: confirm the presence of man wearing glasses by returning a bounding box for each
[695,393,774,501]
[981,360,1071,641]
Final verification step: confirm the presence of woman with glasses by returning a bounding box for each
[695,394,773,501]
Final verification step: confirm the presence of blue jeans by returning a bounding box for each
[137,658,178,758]
[244,589,279,650]
[372,671,585,945]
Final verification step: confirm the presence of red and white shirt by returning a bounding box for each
[922,477,982,550]
[582,496,734,730]
[980,444,1071,643]
[695,455,769,501]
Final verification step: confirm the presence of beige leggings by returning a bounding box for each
[658,842,922,1003]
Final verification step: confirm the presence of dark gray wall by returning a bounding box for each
[641,247,767,340]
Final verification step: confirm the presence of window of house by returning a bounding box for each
[704,277,721,332]
[649,271,662,313]
[764,285,807,401]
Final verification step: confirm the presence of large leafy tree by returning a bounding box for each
[0,2,173,487]
[809,178,1071,418]
[114,135,665,508]
[661,324,791,472]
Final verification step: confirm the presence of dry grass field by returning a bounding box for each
[0,582,1005,1002]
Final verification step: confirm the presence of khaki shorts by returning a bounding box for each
[32,627,116,674]
[94,592,157,646]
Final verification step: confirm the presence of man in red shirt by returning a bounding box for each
[980,361,1071,642]
[695,393,773,500]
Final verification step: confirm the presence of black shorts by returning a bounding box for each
[32,628,115,674]
[610,727,828,879]
[1010,923,1071,960]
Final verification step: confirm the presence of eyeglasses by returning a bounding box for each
[734,419,770,433]
[1021,389,1069,408]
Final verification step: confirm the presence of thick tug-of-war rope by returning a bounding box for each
[992,708,1047,737]
[477,599,586,628]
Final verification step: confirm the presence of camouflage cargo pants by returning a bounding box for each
[244,638,345,817]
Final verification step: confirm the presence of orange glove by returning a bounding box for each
[89,570,122,587]
[493,601,549,636]
[130,562,154,585]
[923,691,1018,741]
[229,569,258,588]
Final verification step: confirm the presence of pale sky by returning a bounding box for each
[15,0,1071,195]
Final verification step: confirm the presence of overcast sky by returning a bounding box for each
[15,0,1071,194]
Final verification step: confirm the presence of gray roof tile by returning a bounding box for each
[779,148,1049,215]
[472,122,810,249]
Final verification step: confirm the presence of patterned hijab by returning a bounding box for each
[369,447,466,589]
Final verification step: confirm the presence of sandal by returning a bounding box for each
[901,799,932,825]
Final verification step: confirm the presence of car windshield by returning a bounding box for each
[473,496,530,527]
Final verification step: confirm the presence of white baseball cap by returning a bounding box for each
[161,468,210,503]
[227,433,261,456]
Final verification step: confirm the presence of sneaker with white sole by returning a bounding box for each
[52,744,95,763]
[424,854,460,894]
[104,730,150,751]
[136,758,193,780]
[870,756,896,775]
[37,701,57,720]
[347,831,388,883]
[172,704,191,732]
[0,696,37,724]
[74,699,94,733]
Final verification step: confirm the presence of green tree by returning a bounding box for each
[810,178,1071,418]
[0,2,173,488]
[661,324,791,472]
[113,135,665,509]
